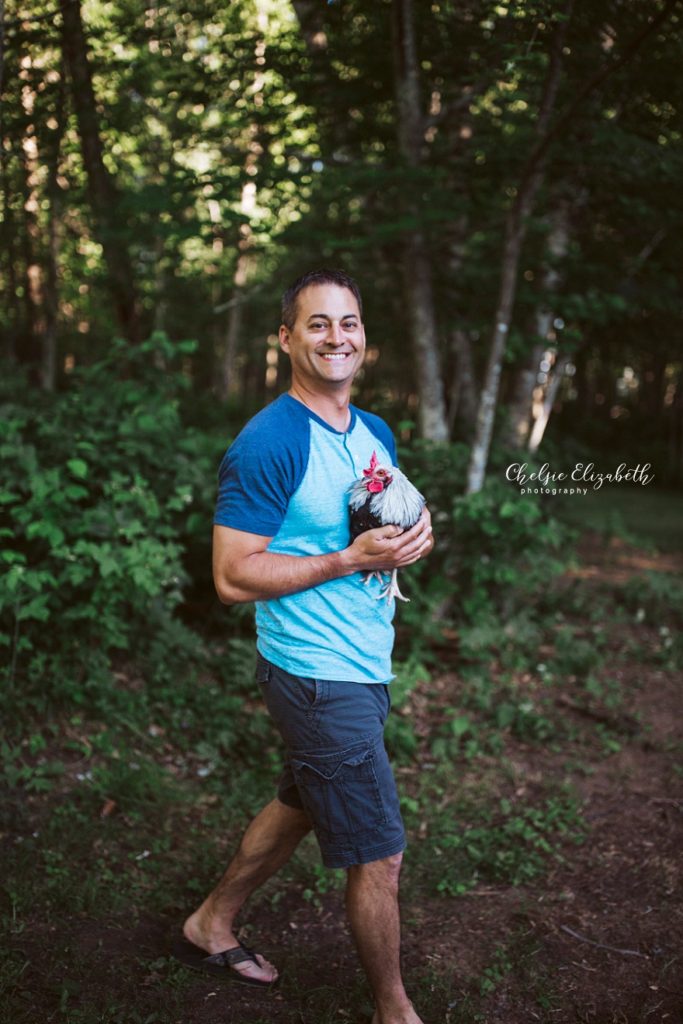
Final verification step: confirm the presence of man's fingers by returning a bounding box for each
[396,531,434,566]
[377,524,402,540]
[394,523,431,554]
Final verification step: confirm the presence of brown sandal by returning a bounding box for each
[171,936,279,988]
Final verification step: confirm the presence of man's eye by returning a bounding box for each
[343,321,358,329]
[311,323,326,329]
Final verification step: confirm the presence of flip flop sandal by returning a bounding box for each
[171,936,279,988]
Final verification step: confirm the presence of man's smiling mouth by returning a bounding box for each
[319,352,352,361]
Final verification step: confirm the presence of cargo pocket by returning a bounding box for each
[290,741,386,839]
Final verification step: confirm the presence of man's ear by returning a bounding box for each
[278,324,290,353]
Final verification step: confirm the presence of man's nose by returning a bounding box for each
[328,322,344,346]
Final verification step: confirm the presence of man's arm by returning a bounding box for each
[213,508,433,605]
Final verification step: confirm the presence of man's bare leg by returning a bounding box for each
[346,853,424,1024]
[183,797,311,983]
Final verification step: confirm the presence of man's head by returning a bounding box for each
[279,269,366,393]
[281,268,363,331]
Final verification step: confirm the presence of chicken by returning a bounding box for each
[348,450,426,602]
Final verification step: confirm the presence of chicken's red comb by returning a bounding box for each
[362,451,378,477]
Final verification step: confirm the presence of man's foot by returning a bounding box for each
[182,910,278,984]
[371,1003,424,1024]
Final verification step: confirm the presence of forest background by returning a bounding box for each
[1,1,682,1023]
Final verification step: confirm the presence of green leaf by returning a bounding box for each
[1,551,27,565]
[64,485,89,500]
[16,594,52,622]
[67,458,89,479]
[450,715,471,738]
[26,521,66,548]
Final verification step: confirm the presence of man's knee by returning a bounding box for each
[348,851,404,887]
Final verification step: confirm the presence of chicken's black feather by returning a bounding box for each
[349,497,383,541]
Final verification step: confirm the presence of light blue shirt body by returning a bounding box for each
[214,394,398,684]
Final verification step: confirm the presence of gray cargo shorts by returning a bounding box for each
[255,651,407,869]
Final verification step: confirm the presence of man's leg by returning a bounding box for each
[183,797,311,983]
[346,853,424,1024]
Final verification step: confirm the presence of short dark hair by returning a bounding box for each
[281,268,363,330]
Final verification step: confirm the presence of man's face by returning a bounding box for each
[279,284,366,391]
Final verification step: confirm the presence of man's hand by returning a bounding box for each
[341,506,434,575]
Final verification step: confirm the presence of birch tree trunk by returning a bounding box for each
[505,200,571,448]
[528,353,571,452]
[58,0,141,344]
[392,0,448,442]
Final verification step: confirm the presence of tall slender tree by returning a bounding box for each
[58,0,140,344]
[391,0,449,442]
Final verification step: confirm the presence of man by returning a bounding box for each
[177,269,433,1024]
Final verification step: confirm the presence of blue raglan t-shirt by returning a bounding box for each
[214,393,398,685]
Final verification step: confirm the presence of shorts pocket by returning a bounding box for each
[290,741,387,839]
[294,676,325,710]
[255,652,271,685]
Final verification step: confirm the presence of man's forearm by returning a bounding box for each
[217,547,359,605]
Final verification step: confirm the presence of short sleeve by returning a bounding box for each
[214,400,309,537]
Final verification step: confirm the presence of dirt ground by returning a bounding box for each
[6,536,683,1024]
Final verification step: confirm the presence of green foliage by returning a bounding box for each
[0,336,221,717]
[432,794,584,896]
[547,625,605,679]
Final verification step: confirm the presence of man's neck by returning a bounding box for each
[288,383,352,432]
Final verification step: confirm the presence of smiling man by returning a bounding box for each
[174,269,432,1024]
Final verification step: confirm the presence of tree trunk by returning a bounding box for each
[528,353,571,452]
[291,0,328,53]
[17,56,45,378]
[505,200,571,448]
[221,300,241,398]
[41,65,67,391]
[447,329,478,438]
[642,351,667,421]
[58,0,141,344]
[392,0,449,442]
[466,2,573,494]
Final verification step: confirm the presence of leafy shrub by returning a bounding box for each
[0,335,223,718]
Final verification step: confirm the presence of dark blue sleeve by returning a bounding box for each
[214,402,309,537]
[355,409,398,465]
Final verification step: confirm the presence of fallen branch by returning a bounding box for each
[560,924,649,959]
